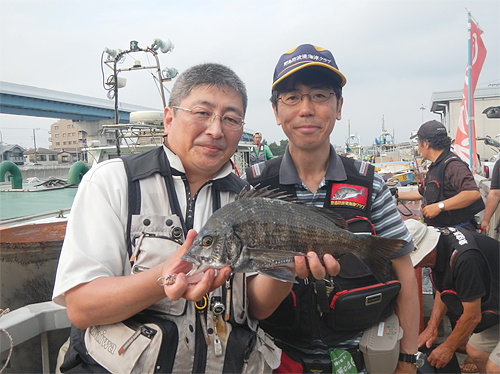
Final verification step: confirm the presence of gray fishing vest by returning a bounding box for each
[122,147,280,373]
[249,145,266,165]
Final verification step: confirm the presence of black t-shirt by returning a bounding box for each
[435,231,498,304]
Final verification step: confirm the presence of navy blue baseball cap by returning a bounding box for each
[272,44,347,90]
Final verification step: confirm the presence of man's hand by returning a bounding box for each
[294,252,340,280]
[480,221,490,235]
[418,324,439,349]
[422,203,442,219]
[160,229,231,302]
[426,343,456,369]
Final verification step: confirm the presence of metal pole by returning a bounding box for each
[467,10,474,169]
[33,128,38,163]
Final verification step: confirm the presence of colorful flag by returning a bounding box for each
[453,17,487,169]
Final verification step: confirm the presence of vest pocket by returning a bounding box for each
[82,313,179,374]
[130,214,187,316]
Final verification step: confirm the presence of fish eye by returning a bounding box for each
[202,236,213,246]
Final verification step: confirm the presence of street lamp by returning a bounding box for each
[420,105,426,123]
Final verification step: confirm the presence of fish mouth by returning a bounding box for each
[181,253,212,276]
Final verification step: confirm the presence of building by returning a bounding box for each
[58,149,86,164]
[48,119,87,150]
[430,86,500,160]
[23,147,59,165]
[0,143,25,165]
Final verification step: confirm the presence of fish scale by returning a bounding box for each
[183,190,407,283]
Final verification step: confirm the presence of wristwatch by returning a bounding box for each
[438,201,445,211]
[399,352,426,368]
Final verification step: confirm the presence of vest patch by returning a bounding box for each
[330,184,368,209]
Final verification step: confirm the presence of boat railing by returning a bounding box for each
[0,208,70,226]
[0,302,71,374]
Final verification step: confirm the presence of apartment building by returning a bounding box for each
[48,119,87,150]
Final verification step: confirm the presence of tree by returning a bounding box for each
[266,139,288,157]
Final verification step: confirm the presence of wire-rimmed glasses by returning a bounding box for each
[173,106,245,130]
[278,89,336,106]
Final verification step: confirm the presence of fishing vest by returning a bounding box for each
[249,145,266,165]
[423,150,485,226]
[431,227,499,333]
[62,147,280,374]
[246,156,399,350]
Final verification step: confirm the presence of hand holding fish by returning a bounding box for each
[159,229,232,302]
[295,252,340,280]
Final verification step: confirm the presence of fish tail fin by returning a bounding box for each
[364,236,407,283]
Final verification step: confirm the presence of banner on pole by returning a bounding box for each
[453,18,487,169]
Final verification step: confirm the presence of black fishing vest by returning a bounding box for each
[246,156,397,349]
[431,227,499,333]
[423,150,485,226]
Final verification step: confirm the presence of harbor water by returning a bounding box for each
[0,183,77,221]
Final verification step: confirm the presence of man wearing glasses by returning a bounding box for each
[246,44,419,373]
[54,63,291,373]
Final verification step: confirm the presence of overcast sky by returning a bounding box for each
[1,0,499,149]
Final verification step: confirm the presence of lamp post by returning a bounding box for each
[0,130,3,162]
[420,105,426,124]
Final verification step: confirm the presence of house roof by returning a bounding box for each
[24,147,57,155]
[0,143,26,152]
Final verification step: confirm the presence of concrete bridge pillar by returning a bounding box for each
[76,118,117,146]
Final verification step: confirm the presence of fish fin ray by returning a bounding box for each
[237,184,296,202]
[308,207,349,230]
[363,236,407,283]
[258,267,298,283]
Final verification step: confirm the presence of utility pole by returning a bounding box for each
[33,128,40,163]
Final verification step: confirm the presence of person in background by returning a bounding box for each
[481,158,500,236]
[405,219,499,374]
[398,120,484,231]
[52,63,294,373]
[246,43,419,374]
[249,131,274,165]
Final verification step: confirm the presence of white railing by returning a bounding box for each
[0,302,71,374]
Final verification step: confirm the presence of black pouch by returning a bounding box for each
[328,280,401,331]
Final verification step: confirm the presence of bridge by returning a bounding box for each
[0,81,158,123]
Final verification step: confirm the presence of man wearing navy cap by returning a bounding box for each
[246,44,419,373]
[398,120,484,231]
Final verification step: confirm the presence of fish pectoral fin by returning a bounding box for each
[258,267,298,283]
[248,248,305,260]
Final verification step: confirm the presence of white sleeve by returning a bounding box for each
[52,159,131,306]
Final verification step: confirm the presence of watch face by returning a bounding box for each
[415,352,426,368]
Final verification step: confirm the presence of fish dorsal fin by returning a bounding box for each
[309,207,349,230]
[237,184,296,202]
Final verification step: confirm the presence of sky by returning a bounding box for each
[0,0,499,150]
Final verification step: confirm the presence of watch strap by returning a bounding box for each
[399,353,416,364]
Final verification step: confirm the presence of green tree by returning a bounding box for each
[266,139,288,156]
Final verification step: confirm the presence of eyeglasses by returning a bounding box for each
[172,106,244,130]
[278,89,336,106]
